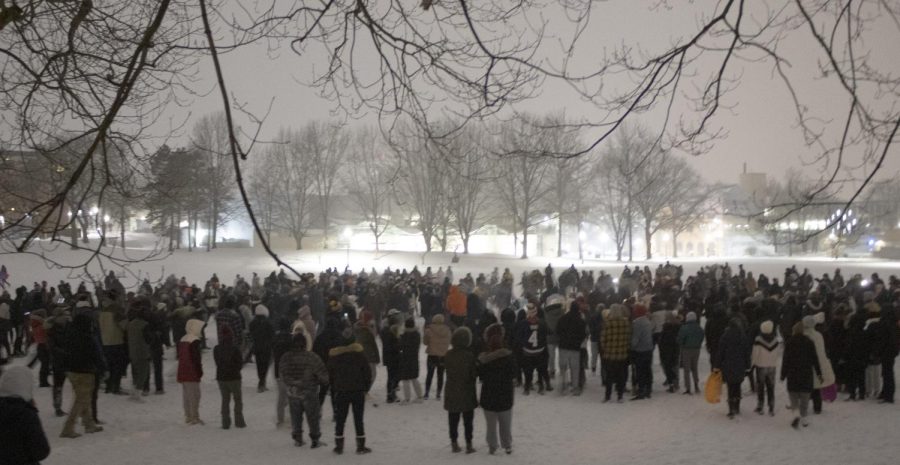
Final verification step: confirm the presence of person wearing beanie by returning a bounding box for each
[424,314,451,400]
[515,304,552,395]
[444,327,478,454]
[676,311,704,395]
[751,320,780,415]
[280,331,329,448]
[177,319,205,425]
[477,323,516,455]
[0,366,51,464]
[399,318,424,403]
[380,309,403,404]
[781,322,822,429]
[713,318,751,419]
[249,304,275,392]
[630,304,653,400]
[125,299,152,402]
[214,325,246,429]
[601,304,631,402]
[802,315,835,414]
[326,329,373,454]
[353,310,381,397]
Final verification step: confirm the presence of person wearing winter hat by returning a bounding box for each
[125,299,152,402]
[214,325,246,429]
[0,366,51,464]
[515,303,552,395]
[601,304,632,402]
[249,304,275,392]
[676,311,704,395]
[326,327,373,454]
[177,319,205,425]
[444,326,478,454]
[380,309,403,404]
[713,318,751,419]
[751,320,780,415]
[424,314,451,400]
[399,318,424,403]
[630,304,654,400]
[477,323,516,455]
[280,331,329,448]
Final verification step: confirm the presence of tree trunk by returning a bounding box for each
[294,233,304,250]
[577,222,583,261]
[423,231,433,252]
[557,214,563,258]
[168,214,175,252]
[513,230,518,258]
[462,231,470,254]
[672,231,678,258]
[79,215,89,244]
[176,212,182,250]
[626,201,633,262]
[322,209,329,250]
[644,222,652,260]
[70,217,79,250]
[211,203,218,249]
[521,223,529,259]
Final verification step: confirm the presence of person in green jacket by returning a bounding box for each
[676,312,705,394]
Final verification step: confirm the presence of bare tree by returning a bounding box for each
[191,113,239,250]
[344,126,393,252]
[272,128,315,250]
[302,121,349,249]
[448,125,493,254]
[247,150,279,245]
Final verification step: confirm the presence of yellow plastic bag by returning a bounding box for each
[705,370,722,404]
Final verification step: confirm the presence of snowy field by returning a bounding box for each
[3,240,900,465]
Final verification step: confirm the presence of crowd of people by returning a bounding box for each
[0,262,898,463]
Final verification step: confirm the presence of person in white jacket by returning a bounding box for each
[751,320,780,415]
[802,314,836,414]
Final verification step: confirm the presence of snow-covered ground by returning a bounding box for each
[3,241,900,464]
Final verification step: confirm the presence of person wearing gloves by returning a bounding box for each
[751,320,780,415]
[0,366,51,465]
[177,319,205,425]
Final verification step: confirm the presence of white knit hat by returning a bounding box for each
[760,320,774,335]
[0,366,34,402]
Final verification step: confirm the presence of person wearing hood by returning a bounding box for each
[542,294,565,379]
[61,313,103,438]
[477,323,516,455]
[380,309,403,403]
[713,317,751,419]
[556,298,587,396]
[125,299,153,402]
[630,304,654,400]
[280,331,329,448]
[515,303,552,395]
[215,296,245,354]
[424,314,451,400]
[177,319,205,425]
[313,316,345,414]
[751,320,780,415]
[47,307,72,416]
[249,304,275,392]
[399,318,424,403]
[446,285,468,328]
[444,326,477,454]
[296,304,317,341]
[353,310,381,394]
[0,366,50,464]
[327,328,373,455]
[862,301,883,400]
[781,322,822,429]
[803,314,836,413]
[676,311,704,395]
[214,325,245,429]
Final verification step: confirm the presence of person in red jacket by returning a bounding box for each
[27,309,51,387]
[178,319,205,425]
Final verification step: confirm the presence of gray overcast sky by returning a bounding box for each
[160,0,900,187]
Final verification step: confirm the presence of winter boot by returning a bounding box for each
[465,441,476,454]
[235,412,246,428]
[333,436,344,454]
[356,436,372,454]
[311,438,324,449]
[754,404,764,415]
[451,440,462,453]
[294,436,305,447]
[222,416,231,430]
[55,408,67,417]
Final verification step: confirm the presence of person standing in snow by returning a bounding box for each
[781,322,822,429]
[125,299,152,402]
[399,318,424,403]
[802,314,836,414]
[676,312,704,395]
[353,310,381,395]
[713,317,751,419]
[658,311,682,393]
[214,325,245,429]
[556,299,587,396]
[177,319,205,425]
[327,328,373,455]
[630,304,654,400]
[423,314,451,400]
[280,331,329,448]
[444,326,477,454]
[516,303,552,395]
[273,318,296,426]
[477,323,516,455]
[380,309,402,403]
[751,320,780,415]
[61,314,104,438]
[0,366,51,464]
[249,304,275,393]
[601,304,631,403]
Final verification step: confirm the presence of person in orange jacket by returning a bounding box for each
[446,286,467,328]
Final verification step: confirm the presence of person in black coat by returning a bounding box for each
[555,302,586,395]
[313,317,345,410]
[326,329,373,455]
[273,318,295,426]
[248,305,275,392]
[477,323,517,455]
[398,318,423,402]
[781,322,822,428]
[0,366,51,465]
[61,313,103,437]
[713,317,750,419]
